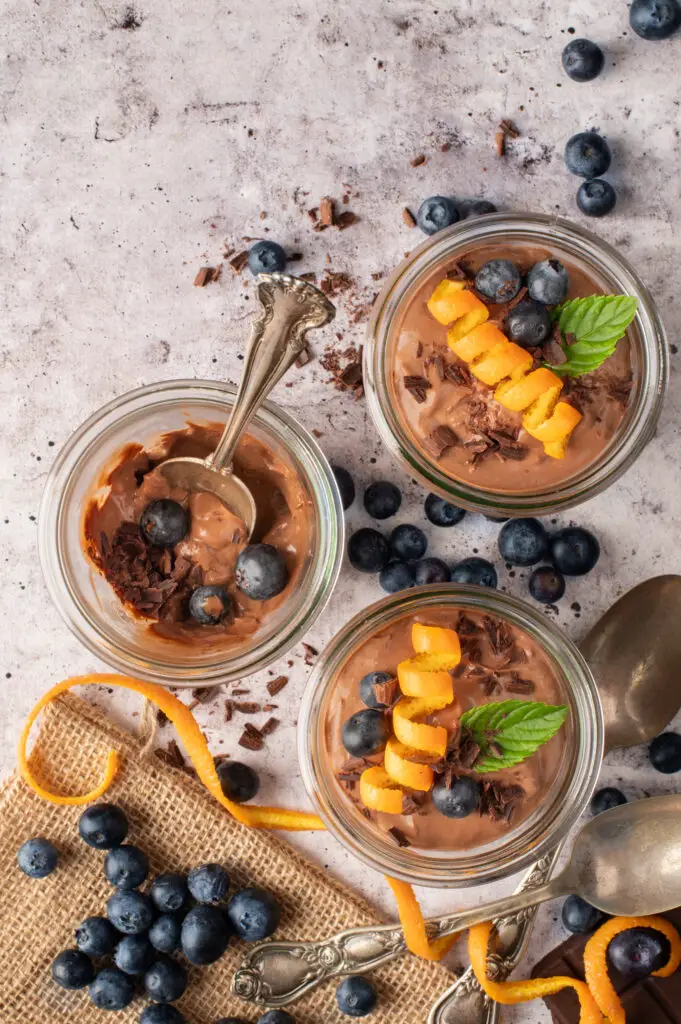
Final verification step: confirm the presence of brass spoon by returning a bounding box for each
[159,273,335,536]
[232,576,681,1009]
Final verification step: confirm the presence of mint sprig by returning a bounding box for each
[460,699,568,773]
[546,294,638,377]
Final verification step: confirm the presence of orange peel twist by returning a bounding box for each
[468,921,603,1024]
[583,915,681,1024]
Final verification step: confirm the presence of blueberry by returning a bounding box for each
[189,584,234,625]
[359,671,395,709]
[141,1006,188,1024]
[181,904,230,965]
[590,787,627,816]
[649,732,681,773]
[89,967,136,1010]
[187,863,230,905]
[527,259,570,306]
[144,958,188,1003]
[416,195,459,235]
[248,240,287,275]
[389,524,427,561]
[114,934,154,975]
[336,976,378,1017]
[51,949,95,990]
[529,566,566,604]
[79,803,129,849]
[107,889,155,935]
[257,1013,295,1024]
[577,179,617,217]
[498,518,549,566]
[332,465,356,510]
[379,560,415,593]
[17,837,59,878]
[149,914,183,954]
[149,873,189,914]
[217,760,260,803]
[475,259,523,303]
[608,927,671,979]
[564,132,611,178]
[549,527,600,575]
[341,709,390,757]
[75,916,119,957]
[630,0,681,39]
[561,38,605,82]
[140,499,189,548]
[464,199,497,217]
[104,844,149,889]
[347,528,390,573]
[227,887,282,942]
[235,544,289,600]
[364,481,402,519]
[424,493,466,527]
[413,557,450,585]
[506,299,552,348]
[561,895,606,934]
[432,776,480,819]
[450,556,498,589]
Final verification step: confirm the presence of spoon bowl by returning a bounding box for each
[160,273,335,536]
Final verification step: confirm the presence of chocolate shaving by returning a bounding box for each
[340,756,372,774]
[319,196,335,227]
[193,266,220,287]
[607,379,633,406]
[372,677,399,708]
[262,703,278,712]
[483,614,514,655]
[445,261,469,281]
[500,285,528,319]
[303,642,319,665]
[499,118,520,138]
[479,780,525,823]
[402,207,417,228]
[505,676,535,694]
[456,612,479,636]
[415,340,424,359]
[267,675,289,697]
[495,131,506,157]
[238,723,264,751]
[410,154,427,167]
[425,354,445,382]
[401,793,427,815]
[228,251,249,273]
[231,687,250,695]
[479,672,502,697]
[260,717,279,736]
[421,425,458,459]
[544,323,567,365]
[191,687,218,705]
[336,211,359,230]
[224,701,234,722]
[155,708,168,728]
[233,702,261,714]
[319,269,353,298]
[403,374,432,403]
[387,826,411,848]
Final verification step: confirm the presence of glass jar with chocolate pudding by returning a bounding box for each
[39,380,344,686]
[365,214,667,516]
[299,586,602,887]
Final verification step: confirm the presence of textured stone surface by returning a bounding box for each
[1,1,680,1019]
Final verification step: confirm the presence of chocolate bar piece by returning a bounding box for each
[532,907,681,1023]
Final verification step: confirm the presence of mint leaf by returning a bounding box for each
[460,699,568,773]
[547,295,638,377]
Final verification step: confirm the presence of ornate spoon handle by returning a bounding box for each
[428,842,564,1024]
[232,844,564,1008]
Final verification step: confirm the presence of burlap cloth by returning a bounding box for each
[0,694,454,1023]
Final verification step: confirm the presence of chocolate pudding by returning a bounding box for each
[326,607,568,851]
[83,422,313,650]
[393,243,634,492]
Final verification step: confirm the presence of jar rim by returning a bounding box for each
[39,379,344,685]
[365,212,668,516]
[298,584,604,888]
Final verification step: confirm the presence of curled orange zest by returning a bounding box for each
[18,675,324,831]
[468,921,603,1024]
[386,876,458,961]
[584,915,681,1024]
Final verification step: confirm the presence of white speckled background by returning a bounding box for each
[1,1,680,1019]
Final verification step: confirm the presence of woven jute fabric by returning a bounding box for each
[0,694,454,1023]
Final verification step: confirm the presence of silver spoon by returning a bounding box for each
[159,273,335,536]
[231,576,681,1009]
[429,572,681,1023]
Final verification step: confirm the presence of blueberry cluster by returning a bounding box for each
[498,519,600,605]
[41,802,288,1023]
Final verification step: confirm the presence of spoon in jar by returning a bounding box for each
[232,575,681,1010]
[159,273,335,537]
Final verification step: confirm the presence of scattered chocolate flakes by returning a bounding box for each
[402,207,417,228]
[191,687,218,705]
[499,119,521,139]
[319,196,335,227]
[372,677,399,708]
[267,675,289,697]
[320,342,364,399]
[505,676,535,695]
[410,153,427,167]
[387,826,411,848]
[483,615,514,655]
[479,672,502,697]
[233,701,261,714]
[422,425,458,459]
[607,379,633,406]
[319,269,353,298]
[303,642,319,665]
[228,251,249,274]
[260,717,280,736]
[403,374,432,403]
[238,723,264,751]
[193,266,220,287]
[479,780,525,823]
[444,362,473,387]
[231,687,250,695]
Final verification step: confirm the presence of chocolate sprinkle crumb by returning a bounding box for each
[403,374,432,403]
[483,615,514,655]
[402,207,417,228]
[260,717,279,736]
[480,780,525,823]
[372,677,399,708]
[233,701,261,714]
[238,724,264,751]
[228,251,249,274]
[267,675,289,697]
[422,425,459,459]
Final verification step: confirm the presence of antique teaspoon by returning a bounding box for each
[159,273,335,536]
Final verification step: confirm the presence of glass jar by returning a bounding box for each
[298,585,603,888]
[39,380,344,686]
[365,212,668,517]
